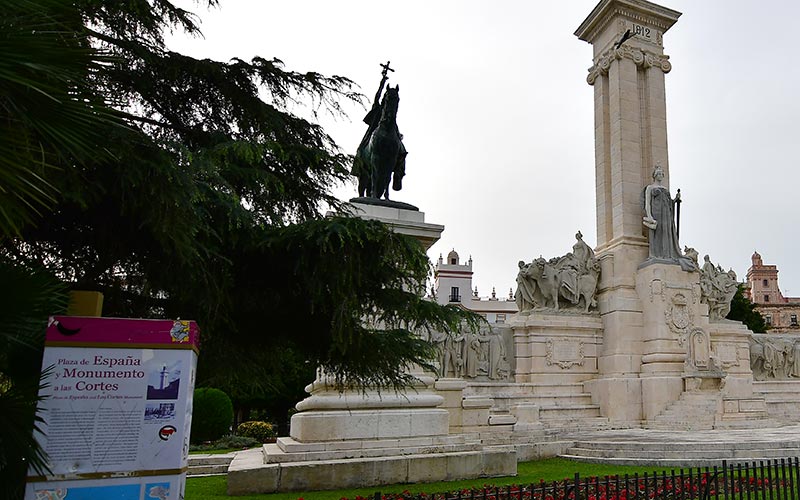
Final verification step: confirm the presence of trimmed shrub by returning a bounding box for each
[190,387,233,443]
[189,435,259,452]
[236,420,277,443]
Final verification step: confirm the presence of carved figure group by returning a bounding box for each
[699,255,739,321]
[750,335,800,380]
[431,326,511,381]
[515,231,600,313]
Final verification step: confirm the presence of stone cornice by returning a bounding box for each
[586,45,672,85]
[575,0,681,43]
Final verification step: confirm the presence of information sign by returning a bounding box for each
[25,317,199,500]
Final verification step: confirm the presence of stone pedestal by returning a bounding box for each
[511,312,603,385]
[290,374,450,441]
[347,201,444,251]
[507,312,609,430]
[434,378,470,433]
[227,370,516,494]
[636,262,702,420]
[708,320,755,398]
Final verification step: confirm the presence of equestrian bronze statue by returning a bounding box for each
[352,61,407,200]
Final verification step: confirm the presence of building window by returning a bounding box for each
[792,314,798,327]
[764,295,770,303]
[496,314,506,324]
[450,258,457,265]
[763,279,769,287]
[765,315,772,326]
[449,286,460,303]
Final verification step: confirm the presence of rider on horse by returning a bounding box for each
[352,61,407,198]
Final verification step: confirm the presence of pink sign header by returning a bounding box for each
[46,316,199,349]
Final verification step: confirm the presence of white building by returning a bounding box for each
[433,249,518,324]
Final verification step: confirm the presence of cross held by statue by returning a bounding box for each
[380,61,394,78]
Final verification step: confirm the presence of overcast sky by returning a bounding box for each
[167,0,800,300]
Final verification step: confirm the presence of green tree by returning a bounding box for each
[1,1,115,495]
[1,1,475,490]
[0,0,119,234]
[0,263,68,497]
[727,284,768,333]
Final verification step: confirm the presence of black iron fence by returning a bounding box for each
[365,458,800,500]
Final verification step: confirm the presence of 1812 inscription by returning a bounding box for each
[632,23,652,40]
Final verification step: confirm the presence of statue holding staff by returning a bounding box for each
[642,165,696,271]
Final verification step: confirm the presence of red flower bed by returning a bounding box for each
[326,469,792,500]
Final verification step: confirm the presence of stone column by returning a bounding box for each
[577,0,680,251]
[575,0,681,424]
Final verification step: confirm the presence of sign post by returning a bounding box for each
[25,317,199,500]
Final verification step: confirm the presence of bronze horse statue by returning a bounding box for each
[353,80,406,199]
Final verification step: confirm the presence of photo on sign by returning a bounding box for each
[146,361,181,400]
[144,402,176,421]
[145,482,170,500]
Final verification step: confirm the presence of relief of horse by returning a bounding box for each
[529,258,562,310]
[527,257,600,312]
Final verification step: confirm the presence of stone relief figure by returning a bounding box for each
[750,335,800,381]
[642,165,696,272]
[792,342,800,378]
[430,330,448,374]
[684,246,699,267]
[515,260,537,313]
[557,231,595,305]
[572,231,594,266]
[514,231,600,313]
[488,331,510,380]
[431,325,512,381]
[463,330,481,378]
[431,330,463,378]
[699,255,739,321]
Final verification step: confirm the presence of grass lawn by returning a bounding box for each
[186,457,689,500]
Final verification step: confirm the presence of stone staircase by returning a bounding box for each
[753,381,800,422]
[466,382,609,432]
[560,427,800,467]
[646,391,721,430]
[646,390,775,431]
[187,453,235,476]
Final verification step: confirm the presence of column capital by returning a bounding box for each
[586,46,672,85]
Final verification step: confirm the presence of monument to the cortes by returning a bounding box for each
[226,0,800,494]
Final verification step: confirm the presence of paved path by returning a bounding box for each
[187,426,800,475]
[560,425,800,466]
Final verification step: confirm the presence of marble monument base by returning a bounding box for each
[227,374,516,495]
[502,312,611,431]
